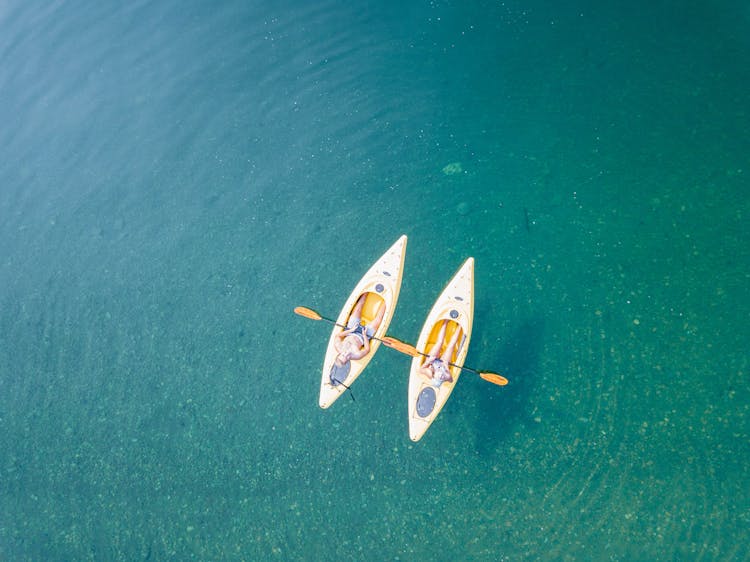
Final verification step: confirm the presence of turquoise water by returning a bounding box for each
[1,1,748,559]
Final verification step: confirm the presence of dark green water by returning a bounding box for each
[1,1,748,560]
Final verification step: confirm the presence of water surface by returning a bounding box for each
[1,1,748,559]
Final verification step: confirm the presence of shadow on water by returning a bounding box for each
[465,316,545,457]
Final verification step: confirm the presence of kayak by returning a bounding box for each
[319,235,407,409]
[407,257,474,441]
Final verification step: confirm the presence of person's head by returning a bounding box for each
[434,361,450,381]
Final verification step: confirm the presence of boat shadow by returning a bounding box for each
[460,315,545,457]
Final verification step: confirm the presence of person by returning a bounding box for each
[332,293,385,372]
[418,319,462,386]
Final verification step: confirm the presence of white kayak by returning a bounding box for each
[319,235,407,409]
[407,257,474,441]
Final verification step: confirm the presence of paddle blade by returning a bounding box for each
[381,336,420,357]
[479,372,509,386]
[294,306,322,321]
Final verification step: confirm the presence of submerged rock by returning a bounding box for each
[442,162,463,175]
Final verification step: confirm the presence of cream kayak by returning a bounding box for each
[319,235,407,409]
[407,257,474,441]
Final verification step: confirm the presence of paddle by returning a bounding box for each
[294,306,346,328]
[295,306,509,387]
[294,306,392,346]
[381,336,509,386]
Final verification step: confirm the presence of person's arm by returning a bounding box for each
[362,335,370,355]
[418,356,435,377]
[337,326,355,340]
[348,335,371,361]
[349,348,367,361]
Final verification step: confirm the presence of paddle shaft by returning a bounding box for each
[331,377,355,401]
